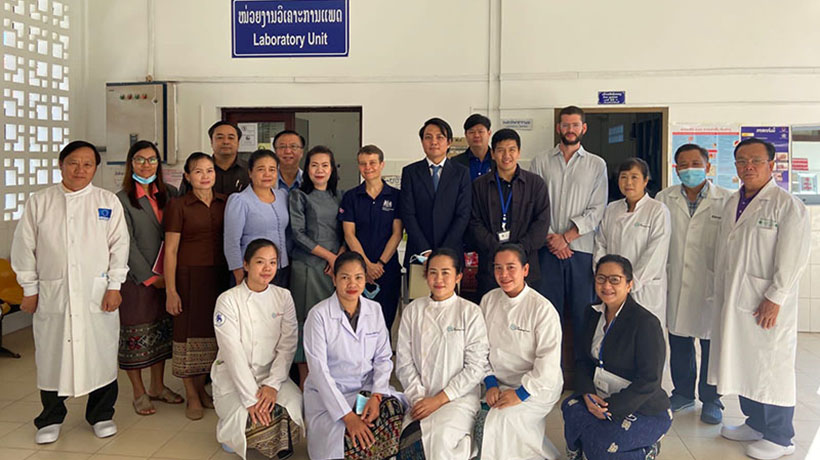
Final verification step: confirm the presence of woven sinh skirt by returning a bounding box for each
[245,404,302,459]
[343,394,405,460]
[118,279,172,370]
[172,265,229,377]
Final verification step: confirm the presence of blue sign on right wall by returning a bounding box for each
[598,91,626,105]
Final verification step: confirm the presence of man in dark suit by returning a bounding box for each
[468,128,550,296]
[400,117,472,267]
[451,113,495,181]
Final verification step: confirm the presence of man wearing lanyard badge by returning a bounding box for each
[468,128,550,297]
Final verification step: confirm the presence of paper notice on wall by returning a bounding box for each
[741,126,789,190]
[671,124,741,190]
[162,167,185,189]
[238,123,258,152]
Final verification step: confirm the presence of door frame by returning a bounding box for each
[553,107,670,188]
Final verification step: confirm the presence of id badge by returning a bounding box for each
[593,367,611,398]
[497,230,511,242]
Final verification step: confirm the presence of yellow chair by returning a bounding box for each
[0,259,22,358]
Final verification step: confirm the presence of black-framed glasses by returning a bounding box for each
[595,275,624,285]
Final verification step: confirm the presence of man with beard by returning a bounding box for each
[182,121,249,195]
[530,106,608,358]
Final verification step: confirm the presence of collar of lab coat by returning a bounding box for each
[427,292,459,309]
[734,177,777,229]
[625,192,651,212]
[501,283,531,306]
[240,279,271,298]
[60,181,94,197]
[328,292,374,337]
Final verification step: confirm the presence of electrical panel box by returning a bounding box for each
[105,82,177,164]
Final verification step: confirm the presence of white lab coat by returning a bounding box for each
[479,285,563,460]
[303,293,406,460]
[211,281,304,459]
[656,183,732,338]
[594,194,672,323]
[396,294,490,460]
[10,183,129,396]
[708,180,809,406]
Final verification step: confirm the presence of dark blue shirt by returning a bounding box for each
[467,148,493,181]
[339,181,402,268]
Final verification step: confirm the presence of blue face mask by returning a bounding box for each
[678,168,706,188]
[363,282,381,300]
[132,173,157,185]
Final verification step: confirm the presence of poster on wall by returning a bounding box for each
[741,126,789,190]
[671,124,741,190]
[238,123,258,152]
[232,0,349,58]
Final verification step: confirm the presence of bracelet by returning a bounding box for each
[562,234,570,245]
[378,259,388,266]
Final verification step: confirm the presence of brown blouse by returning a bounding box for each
[164,191,227,267]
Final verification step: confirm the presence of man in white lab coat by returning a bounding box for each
[656,144,732,425]
[11,141,130,445]
[710,138,809,460]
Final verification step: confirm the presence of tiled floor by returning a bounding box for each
[0,328,819,459]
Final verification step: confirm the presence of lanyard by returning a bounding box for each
[597,313,618,368]
[495,173,513,231]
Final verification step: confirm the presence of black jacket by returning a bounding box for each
[451,148,495,173]
[400,158,472,265]
[575,295,670,421]
[468,167,549,293]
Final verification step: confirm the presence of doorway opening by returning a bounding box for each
[554,107,669,200]
[222,106,363,191]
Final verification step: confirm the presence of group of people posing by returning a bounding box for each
[9,105,808,460]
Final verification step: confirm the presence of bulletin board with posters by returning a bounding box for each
[791,125,820,204]
[671,124,741,190]
[740,126,789,190]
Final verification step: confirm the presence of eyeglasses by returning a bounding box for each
[595,275,625,285]
[133,157,159,165]
[734,158,769,167]
[275,144,303,151]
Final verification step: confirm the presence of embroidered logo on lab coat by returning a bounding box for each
[382,200,393,212]
[633,222,650,228]
[271,312,278,319]
[509,324,531,332]
[446,325,465,332]
[215,312,225,327]
[98,208,112,220]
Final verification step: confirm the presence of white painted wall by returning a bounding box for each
[5,0,820,331]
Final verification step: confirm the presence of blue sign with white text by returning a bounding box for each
[232,0,349,58]
[598,91,626,105]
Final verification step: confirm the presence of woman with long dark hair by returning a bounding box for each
[288,145,345,387]
[116,140,182,415]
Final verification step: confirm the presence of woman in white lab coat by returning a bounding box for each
[396,247,490,460]
[594,158,671,323]
[11,140,130,444]
[475,243,563,460]
[303,251,406,460]
[212,238,304,459]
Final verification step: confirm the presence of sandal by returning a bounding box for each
[148,387,184,405]
[133,394,156,416]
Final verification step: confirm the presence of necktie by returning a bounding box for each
[431,165,442,192]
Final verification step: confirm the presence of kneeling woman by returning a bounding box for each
[303,251,406,460]
[212,239,304,459]
[476,243,563,460]
[562,254,671,460]
[396,247,490,460]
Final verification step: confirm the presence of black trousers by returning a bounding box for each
[34,380,118,429]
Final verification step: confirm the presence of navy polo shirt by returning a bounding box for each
[338,181,402,268]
